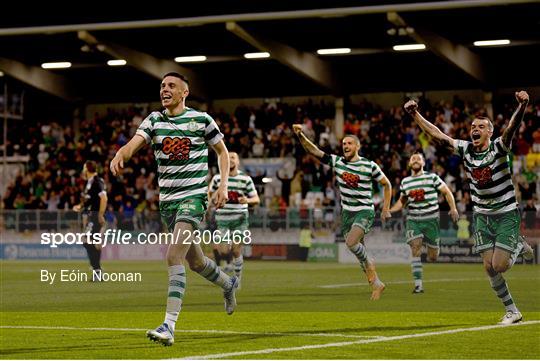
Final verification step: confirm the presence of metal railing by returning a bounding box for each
[1,209,538,245]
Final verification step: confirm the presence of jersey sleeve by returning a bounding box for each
[399,181,407,198]
[204,113,224,146]
[246,177,258,198]
[453,139,469,158]
[136,112,158,144]
[493,136,510,155]
[96,178,107,197]
[433,173,445,191]
[371,161,384,182]
[321,154,338,167]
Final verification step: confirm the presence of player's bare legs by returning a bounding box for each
[346,225,385,300]
[147,221,191,346]
[409,238,424,293]
[231,243,244,287]
[426,246,439,263]
[147,222,239,346]
[185,236,238,315]
[481,249,522,324]
[216,243,233,273]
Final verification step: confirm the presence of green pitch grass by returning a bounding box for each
[1,260,539,359]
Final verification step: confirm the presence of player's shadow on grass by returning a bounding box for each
[0,341,152,356]
[250,292,351,298]
[296,324,468,334]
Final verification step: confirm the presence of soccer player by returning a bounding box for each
[110,72,238,346]
[73,160,107,281]
[208,152,260,287]
[389,153,459,293]
[293,126,391,300]
[404,91,534,324]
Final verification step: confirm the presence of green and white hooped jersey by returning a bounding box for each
[136,108,223,205]
[322,154,385,212]
[453,137,517,214]
[400,172,444,220]
[210,170,258,221]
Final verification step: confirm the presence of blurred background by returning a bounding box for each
[1,0,539,264]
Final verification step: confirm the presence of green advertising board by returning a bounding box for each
[308,243,338,262]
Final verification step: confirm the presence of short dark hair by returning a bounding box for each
[84,160,97,173]
[343,134,361,146]
[411,151,424,159]
[473,116,494,132]
[162,72,189,85]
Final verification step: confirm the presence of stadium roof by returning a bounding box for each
[0,0,539,104]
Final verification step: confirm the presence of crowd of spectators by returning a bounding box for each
[2,94,540,232]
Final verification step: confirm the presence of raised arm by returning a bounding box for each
[110,134,147,176]
[404,100,456,152]
[292,124,325,159]
[210,140,230,209]
[502,90,529,149]
[440,183,459,223]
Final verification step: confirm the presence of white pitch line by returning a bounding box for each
[0,325,380,339]
[319,277,488,289]
[180,320,540,360]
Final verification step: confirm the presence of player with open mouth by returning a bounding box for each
[293,127,392,300]
[404,91,534,325]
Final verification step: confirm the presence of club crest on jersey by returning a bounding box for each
[360,166,370,174]
[188,119,199,132]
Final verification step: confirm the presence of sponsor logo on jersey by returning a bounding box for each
[342,172,360,188]
[471,167,493,186]
[410,189,426,202]
[162,137,191,160]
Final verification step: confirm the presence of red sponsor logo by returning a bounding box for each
[162,137,191,160]
[342,172,360,188]
[471,167,493,186]
[409,189,426,202]
[228,191,240,203]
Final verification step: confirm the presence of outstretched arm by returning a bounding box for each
[440,184,459,223]
[502,90,529,149]
[292,124,325,159]
[404,100,456,152]
[110,134,147,176]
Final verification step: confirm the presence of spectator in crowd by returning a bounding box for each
[2,96,538,237]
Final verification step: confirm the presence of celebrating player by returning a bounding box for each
[389,153,459,293]
[293,126,391,300]
[110,72,238,346]
[73,160,107,281]
[208,152,260,288]
[404,91,534,324]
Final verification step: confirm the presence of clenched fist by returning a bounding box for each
[292,124,303,135]
[404,100,418,115]
[515,90,529,104]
